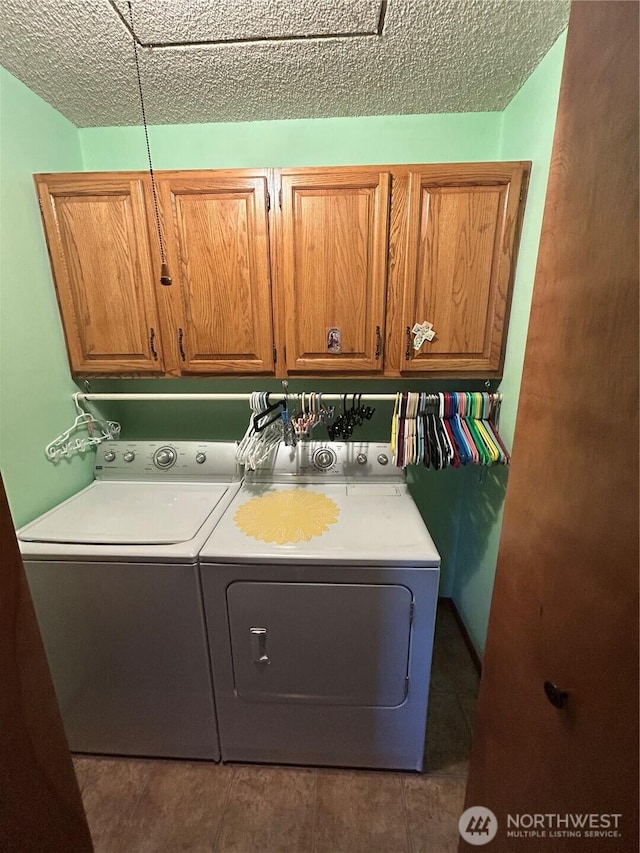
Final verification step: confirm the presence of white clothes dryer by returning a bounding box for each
[199,442,440,771]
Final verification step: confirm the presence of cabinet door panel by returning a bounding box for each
[399,164,527,375]
[417,186,501,354]
[160,174,274,374]
[279,170,390,373]
[36,175,163,374]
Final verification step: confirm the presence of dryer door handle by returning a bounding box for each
[250,627,269,664]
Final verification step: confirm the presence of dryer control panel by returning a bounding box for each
[249,442,401,483]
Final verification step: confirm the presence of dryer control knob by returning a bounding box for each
[377,453,389,465]
[313,447,336,470]
[123,451,135,462]
[356,453,368,465]
[195,452,206,464]
[103,450,116,462]
[154,446,177,469]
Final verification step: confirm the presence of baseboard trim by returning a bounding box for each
[439,596,482,676]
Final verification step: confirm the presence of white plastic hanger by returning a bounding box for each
[45,394,121,462]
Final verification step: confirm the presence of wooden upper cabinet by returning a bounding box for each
[277,169,390,374]
[156,171,274,375]
[35,173,164,375]
[391,163,529,376]
[36,163,528,379]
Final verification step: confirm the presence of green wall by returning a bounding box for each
[451,31,567,654]
[80,112,501,171]
[0,67,94,528]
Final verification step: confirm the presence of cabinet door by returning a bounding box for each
[397,163,528,375]
[278,169,390,373]
[158,172,274,375]
[36,174,164,374]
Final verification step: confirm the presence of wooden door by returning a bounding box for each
[397,163,528,376]
[36,173,164,375]
[157,170,275,375]
[462,4,638,851]
[277,168,390,374]
[0,474,93,850]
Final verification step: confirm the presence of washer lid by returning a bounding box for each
[19,482,231,545]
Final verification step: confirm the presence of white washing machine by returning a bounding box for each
[199,441,440,771]
[18,441,241,760]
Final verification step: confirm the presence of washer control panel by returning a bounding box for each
[94,441,241,481]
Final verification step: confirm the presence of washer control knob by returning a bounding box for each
[154,446,177,469]
[103,450,116,462]
[313,447,336,471]
[377,453,389,465]
[123,451,135,463]
[356,453,368,465]
[195,452,206,464]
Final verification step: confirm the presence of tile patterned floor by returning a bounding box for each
[73,602,478,853]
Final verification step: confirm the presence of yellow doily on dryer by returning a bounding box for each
[233,490,339,544]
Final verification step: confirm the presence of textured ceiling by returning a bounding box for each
[0,0,570,128]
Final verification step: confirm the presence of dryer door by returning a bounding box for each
[226,581,412,707]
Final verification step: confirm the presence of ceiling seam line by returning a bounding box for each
[106,0,384,50]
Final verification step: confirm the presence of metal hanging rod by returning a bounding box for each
[80,393,404,403]
[77,392,502,404]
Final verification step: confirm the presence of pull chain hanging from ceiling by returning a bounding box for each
[127,1,171,286]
